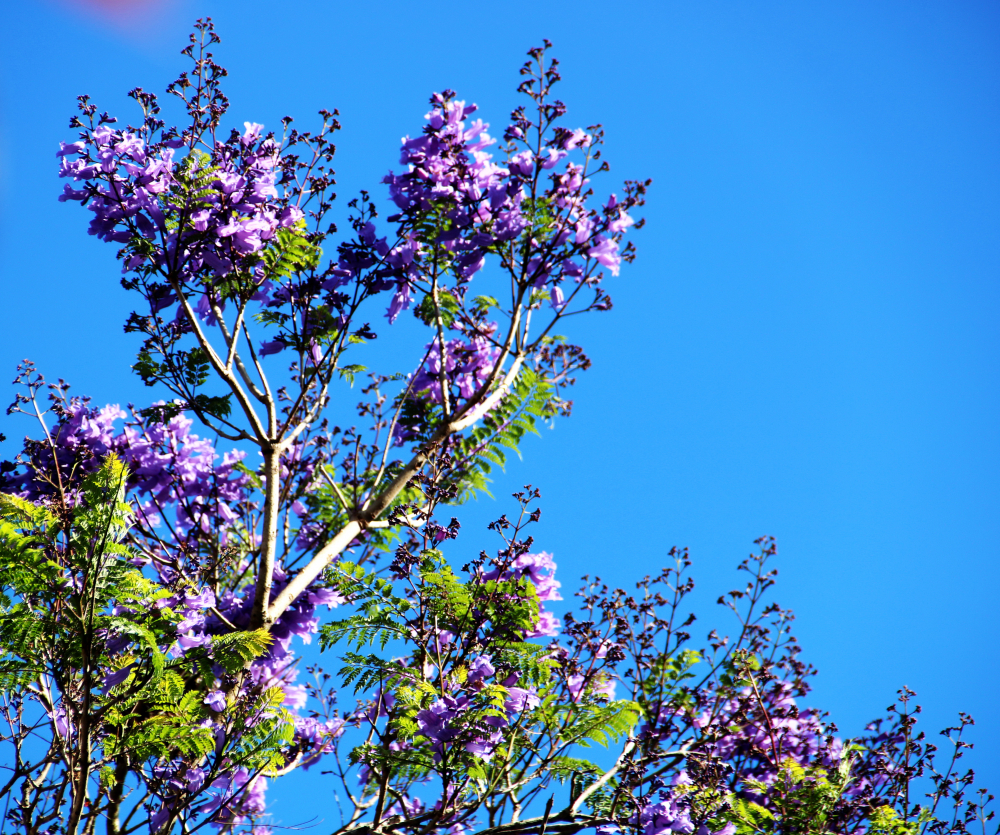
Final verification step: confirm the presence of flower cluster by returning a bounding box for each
[6,23,986,835]
[119,573,347,829]
[409,654,545,764]
[59,117,303,317]
[348,543,562,778]
[378,91,633,323]
[708,681,839,790]
[1,386,346,827]
[149,766,269,832]
[3,395,254,552]
[482,550,562,637]
[409,336,501,406]
[631,784,736,835]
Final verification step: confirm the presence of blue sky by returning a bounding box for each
[2,0,998,819]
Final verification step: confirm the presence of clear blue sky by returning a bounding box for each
[2,0,998,817]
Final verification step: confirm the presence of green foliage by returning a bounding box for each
[337,653,413,695]
[0,454,292,787]
[190,392,234,419]
[415,289,461,328]
[164,151,217,218]
[260,225,322,283]
[209,629,274,674]
[489,641,555,688]
[520,195,558,246]
[866,806,926,835]
[711,749,858,835]
[337,363,368,387]
[548,755,603,783]
[102,674,216,762]
[350,738,436,793]
[451,366,558,503]
[472,295,500,315]
[319,561,422,699]
[316,545,647,802]
[134,345,232,419]
[320,561,411,653]
[556,699,643,749]
[637,648,702,716]
[421,557,473,624]
[223,685,297,776]
[720,649,762,690]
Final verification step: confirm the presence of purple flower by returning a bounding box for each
[150,804,174,833]
[526,609,561,638]
[408,336,500,406]
[563,129,592,150]
[260,339,286,356]
[195,768,268,826]
[241,121,264,145]
[505,686,540,714]
[586,236,622,276]
[57,141,86,157]
[101,663,135,695]
[608,208,635,236]
[191,209,211,231]
[417,696,466,751]
[467,654,495,687]
[58,184,87,202]
[183,586,217,610]
[465,730,503,761]
[204,690,227,711]
[47,706,70,738]
[279,206,304,227]
[282,684,308,709]
[307,588,345,608]
[567,673,616,702]
[541,147,568,169]
[509,150,534,176]
[498,552,561,601]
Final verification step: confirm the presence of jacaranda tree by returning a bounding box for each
[0,19,994,835]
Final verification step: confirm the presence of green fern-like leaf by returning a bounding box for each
[210,629,273,674]
[561,700,643,749]
[450,367,557,503]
